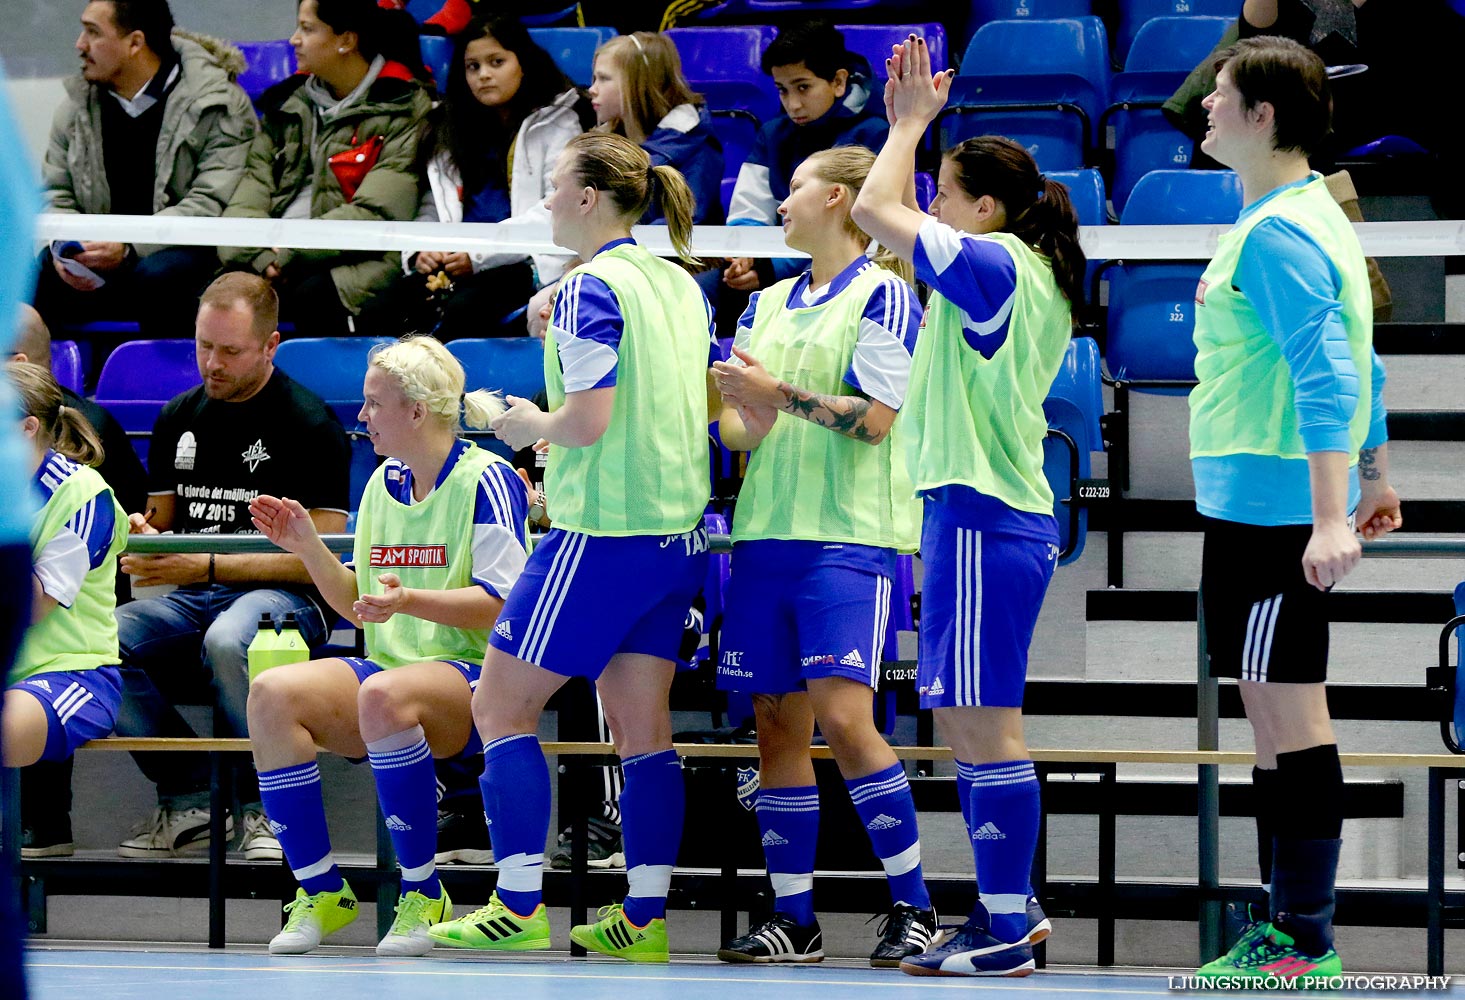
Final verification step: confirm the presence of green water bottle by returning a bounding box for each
[247,613,310,682]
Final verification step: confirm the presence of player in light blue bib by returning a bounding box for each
[429,132,713,964]
[4,363,127,769]
[246,336,529,958]
[711,145,935,967]
[852,36,1088,978]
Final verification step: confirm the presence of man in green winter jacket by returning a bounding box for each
[35,0,257,342]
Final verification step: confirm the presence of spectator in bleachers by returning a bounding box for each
[853,36,1087,978]
[721,21,889,297]
[107,273,349,863]
[33,0,257,342]
[218,0,433,337]
[245,336,528,956]
[359,15,593,341]
[3,361,128,771]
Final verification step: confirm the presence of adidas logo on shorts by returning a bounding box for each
[494,619,513,640]
[762,829,789,847]
[866,813,902,831]
[839,649,865,668]
[385,815,412,832]
[923,677,945,696]
[972,822,1006,840]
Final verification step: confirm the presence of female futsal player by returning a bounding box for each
[246,336,529,957]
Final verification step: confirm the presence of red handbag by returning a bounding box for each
[328,131,385,203]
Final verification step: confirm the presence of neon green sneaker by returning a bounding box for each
[269,882,360,954]
[1197,922,1342,987]
[570,903,668,963]
[378,888,452,957]
[426,891,551,951]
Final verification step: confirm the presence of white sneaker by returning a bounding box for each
[118,806,231,857]
[240,809,283,861]
[377,888,452,957]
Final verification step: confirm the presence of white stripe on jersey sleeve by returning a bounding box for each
[33,527,91,609]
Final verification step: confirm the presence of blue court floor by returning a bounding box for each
[26,947,1463,1000]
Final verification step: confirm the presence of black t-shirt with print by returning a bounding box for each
[147,368,350,533]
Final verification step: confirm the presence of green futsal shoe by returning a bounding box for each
[427,891,551,951]
[269,882,360,954]
[1197,922,1342,987]
[570,903,669,963]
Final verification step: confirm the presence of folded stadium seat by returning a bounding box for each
[529,26,618,88]
[50,340,85,395]
[419,35,452,94]
[1104,16,1232,213]
[274,336,394,508]
[235,39,296,109]
[940,17,1112,172]
[1042,336,1103,564]
[1114,0,1242,63]
[1105,169,1242,389]
[665,26,782,124]
[93,339,201,466]
[836,23,948,78]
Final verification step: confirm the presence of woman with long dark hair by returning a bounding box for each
[362,14,594,340]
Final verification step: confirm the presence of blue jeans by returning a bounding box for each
[115,584,327,807]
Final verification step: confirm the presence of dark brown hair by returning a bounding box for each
[944,136,1086,310]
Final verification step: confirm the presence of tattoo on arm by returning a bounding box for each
[775,381,885,443]
[1359,446,1381,481]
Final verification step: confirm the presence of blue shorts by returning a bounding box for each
[918,500,1058,709]
[488,526,708,679]
[340,656,483,757]
[11,666,122,760]
[717,541,892,694]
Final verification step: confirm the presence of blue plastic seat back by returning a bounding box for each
[667,27,781,122]
[94,339,201,462]
[275,337,394,507]
[236,40,296,106]
[529,26,618,87]
[1046,168,1106,227]
[1116,0,1242,62]
[837,23,949,76]
[447,337,548,403]
[51,340,85,394]
[947,18,1112,171]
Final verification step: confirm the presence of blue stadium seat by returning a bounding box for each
[1043,336,1102,564]
[666,26,781,123]
[836,23,949,77]
[420,35,453,93]
[942,18,1112,172]
[51,340,85,394]
[1046,167,1105,227]
[93,339,200,464]
[236,40,296,107]
[275,337,394,507]
[529,26,617,88]
[1115,0,1241,62]
[1105,170,1241,386]
[1106,16,1232,212]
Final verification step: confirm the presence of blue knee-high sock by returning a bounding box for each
[968,759,1040,942]
[846,762,931,911]
[258,761,343,895]
[480,734,550,916]
[955,760,979,835]
[619,749,684,926]
[366,725,440,898]
[755,786,820,925]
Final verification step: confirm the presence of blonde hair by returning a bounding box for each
[7,360,105,467]
[566,131,699,265]
[594,32,701,139]
[801,147,916,286]
[368,336,506,430]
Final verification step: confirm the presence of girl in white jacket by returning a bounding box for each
[362,14,593,340]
